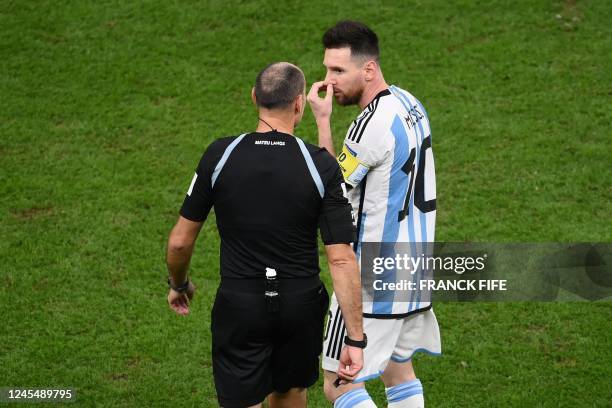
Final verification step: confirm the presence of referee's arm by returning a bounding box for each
[166,216,202,315]
[166,145,216,314]
[319,158,364,377]
[167,216,202,290]
[325,244,363,341]
[319,156,363,339]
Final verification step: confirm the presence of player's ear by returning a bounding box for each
[364,60,378,81]
[251,87,257,106]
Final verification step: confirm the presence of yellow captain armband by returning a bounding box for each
[337,144,370,187]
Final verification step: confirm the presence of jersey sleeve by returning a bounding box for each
[338,122,390,187]
[318,159,356,245]
[179,142,222,222]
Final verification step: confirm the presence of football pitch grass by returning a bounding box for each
[1,0,611,406]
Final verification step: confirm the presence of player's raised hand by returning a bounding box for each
[336,345,364,385]
[307,81,334,122]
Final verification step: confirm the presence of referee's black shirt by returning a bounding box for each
[179,131,355,279]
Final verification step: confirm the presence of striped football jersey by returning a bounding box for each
[338,85,437,317]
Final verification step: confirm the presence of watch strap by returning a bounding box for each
[344,332,367,349]
[168,278,190,293]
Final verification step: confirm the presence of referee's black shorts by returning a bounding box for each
[211,276,330,408]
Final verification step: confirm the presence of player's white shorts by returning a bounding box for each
[322,294,441,382]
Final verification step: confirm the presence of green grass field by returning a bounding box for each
[1,0,611,406]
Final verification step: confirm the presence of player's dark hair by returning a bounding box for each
[322,20,379,60]
[254,62,305,110]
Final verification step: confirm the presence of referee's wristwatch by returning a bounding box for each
[167,277,190,293]
[344,333,368,349]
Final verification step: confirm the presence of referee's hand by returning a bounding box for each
[167,282,196,315]
[336,345,364,384]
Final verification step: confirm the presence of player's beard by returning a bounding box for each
[334,87,362,106]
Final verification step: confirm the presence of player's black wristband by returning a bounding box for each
[167,277,190,293]
[344,333,367,349]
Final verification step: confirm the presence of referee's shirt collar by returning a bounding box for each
[251,130,293,137]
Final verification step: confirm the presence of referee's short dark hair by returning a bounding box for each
[254,62,305,110]
[322,20,379,61]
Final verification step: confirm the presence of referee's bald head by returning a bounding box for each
[254,62,306,110]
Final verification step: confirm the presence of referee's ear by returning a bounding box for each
[294,93,305,125]
[251,87,258,106]
[295,93,305,114]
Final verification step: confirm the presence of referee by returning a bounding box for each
[165,62,365,408]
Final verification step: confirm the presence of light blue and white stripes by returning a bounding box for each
[389,85,433,314]
[385,379,423,403]
[334,388,372,408]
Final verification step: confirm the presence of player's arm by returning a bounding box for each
[317,118,335,156]
[336,142,371,188]
[307,81,336,156]
[337,116,391,188]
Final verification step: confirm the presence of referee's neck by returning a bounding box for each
[256,110,295,135]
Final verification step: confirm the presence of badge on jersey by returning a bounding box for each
[337,144,369,187]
